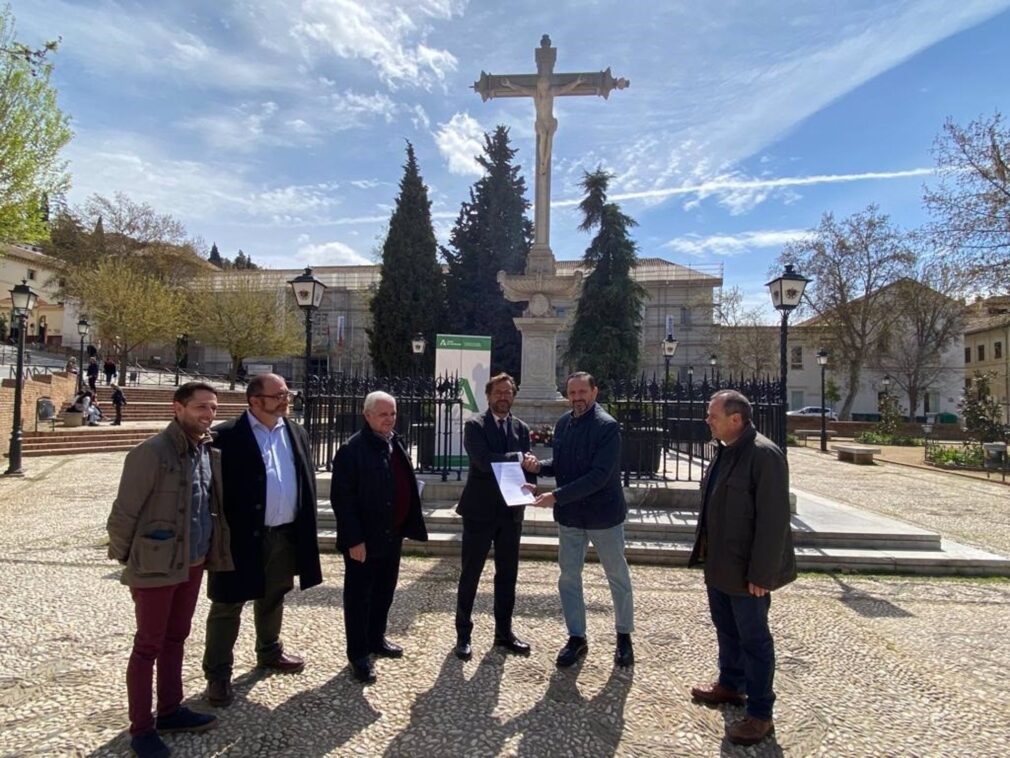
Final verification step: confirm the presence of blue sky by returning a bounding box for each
[14,1,1010,316]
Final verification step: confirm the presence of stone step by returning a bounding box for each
[315,530,1010,576]
[22,444,140,457]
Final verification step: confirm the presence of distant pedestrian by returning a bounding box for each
[65,356,78,375]
[87,357,99,392]
[112,385,127,426]
[106,382,231,757]
[104,358,117,385]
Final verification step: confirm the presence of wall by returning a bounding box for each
[0,372,78,454]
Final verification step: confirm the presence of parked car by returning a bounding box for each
[787,406,839,421]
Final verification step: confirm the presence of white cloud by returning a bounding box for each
[666,229,812,257]
[433,113,485,176]
[291,0,461,90]
[296,240,371,266]
[323,90,399,126]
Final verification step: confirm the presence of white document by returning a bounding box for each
[491,461,535,506]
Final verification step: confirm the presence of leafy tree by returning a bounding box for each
[208,242,224,269]
[191,274,302,389]
[232,249,259,270]
[924,112,1010,292]
[443,126,532,379]
[565,169,645,382]
[75,258,189,369]
[368,142,445,375]
[0,5,72,242]
[959,371,1006,443]
[779,206,915,419]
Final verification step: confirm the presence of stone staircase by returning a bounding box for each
[58,386,248,423]
[19,426,164,457]
[314,475,1010,576]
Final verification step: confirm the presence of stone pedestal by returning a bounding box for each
[513,316,565,401]
[511,397,570,427]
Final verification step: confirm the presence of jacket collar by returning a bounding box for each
[361,423,398,449]
[716,424,757,457]
[165,419,212,455]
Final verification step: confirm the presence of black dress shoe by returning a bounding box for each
[614,633,634,667]
[454,638,473,661]
[350,658,376,684]
[370,638,403,659]
[205,679,233,708]
[494,632,531,656]
[556,636,588,668]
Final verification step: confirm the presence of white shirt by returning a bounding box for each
[247,411,299,526]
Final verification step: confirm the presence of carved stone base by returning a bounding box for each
[511,397,571,427]
[513,316,566,401]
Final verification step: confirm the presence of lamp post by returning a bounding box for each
[662,333,678,388]
[6,281,38,477]
[766,264,810,411]
[76,316,90,393]
[708,352,718,382]
[288,267,327,389]
[174,333,188,386]
[817,347,829,452]
[411,332,427,378]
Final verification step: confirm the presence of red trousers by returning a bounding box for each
[126,563,203,736]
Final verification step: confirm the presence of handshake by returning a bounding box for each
[520,452,541,473]
[519,453,555,508]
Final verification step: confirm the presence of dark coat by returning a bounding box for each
[207,412,322,602]
[330,425,428,555]
[688,425,796,594]
[539,403,626,530]
[456,410,534,523]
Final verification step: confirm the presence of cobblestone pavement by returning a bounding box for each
[788,446,1010,558]
[2,453,1010,757]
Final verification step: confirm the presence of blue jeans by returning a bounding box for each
[707,586,776,720]
[557,523,634,637]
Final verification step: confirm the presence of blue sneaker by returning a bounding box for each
[155,706,218,733]
[130,730,170,757]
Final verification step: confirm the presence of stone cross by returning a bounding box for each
[473,34,629,274]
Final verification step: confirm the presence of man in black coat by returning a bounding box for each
[688,390,795,748]
[202,373,322,707]
[331,391,428,684]
[453,373,534,661]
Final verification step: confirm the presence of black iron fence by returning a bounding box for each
[304,373,464,480]
[303,372,785,484]
[599,375,786,484]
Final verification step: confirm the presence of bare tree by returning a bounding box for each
[924,112,1010,292]
[716,286,778,377]
[778,206,914,419]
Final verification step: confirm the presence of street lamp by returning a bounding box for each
[411,332,427,377]
[6,281,38,476]
[76,316,90,394]
[817,347,829,452]
[661,333,678,387]
[708,353,718,381]
[766,263,810,412]
[288,267,327,388]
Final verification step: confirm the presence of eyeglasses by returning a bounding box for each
[255,392,293,401]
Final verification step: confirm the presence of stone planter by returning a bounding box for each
[621,429,662,474]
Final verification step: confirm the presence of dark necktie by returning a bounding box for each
[498,418,509,451]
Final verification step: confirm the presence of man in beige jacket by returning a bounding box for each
[107,382,233,758]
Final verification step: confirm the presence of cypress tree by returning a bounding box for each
[208,242,224,268]
[369,142,445,375]
[443,126,532,379]
[565,169,645,383]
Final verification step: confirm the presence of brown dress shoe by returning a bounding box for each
[206,679,233,708]
[690,681,746,707]
[726,716,774,746]
[260,651,305,674]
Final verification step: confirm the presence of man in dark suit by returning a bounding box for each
[453,373,534,661]
[202,373,322,707]
[331,391,428,684]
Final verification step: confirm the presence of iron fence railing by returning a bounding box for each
[600,374,787,484]
[304,373,464,480]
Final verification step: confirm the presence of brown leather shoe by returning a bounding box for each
[690,681,746,707]
[206,679,233,708]
[259,651,305,674]
[726,716,774,746]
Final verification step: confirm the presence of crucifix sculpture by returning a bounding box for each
[472,35,629,403]
[473,34,629,274]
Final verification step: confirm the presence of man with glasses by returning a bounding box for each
[202,373,322,707]
[453,373,535,661]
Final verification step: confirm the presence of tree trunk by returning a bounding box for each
[840,364,861,420]
[229,355,240,391]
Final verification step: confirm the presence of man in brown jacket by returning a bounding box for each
[107,382,233,758]
[688,390,795,748]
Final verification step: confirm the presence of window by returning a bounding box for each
[26,268,36,281]
[790,346,803,369]
[680,306,691,325]
[996,342,1003,360]
[978,345,986,362]
[965,347,972,364]
[790,390,805,410]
